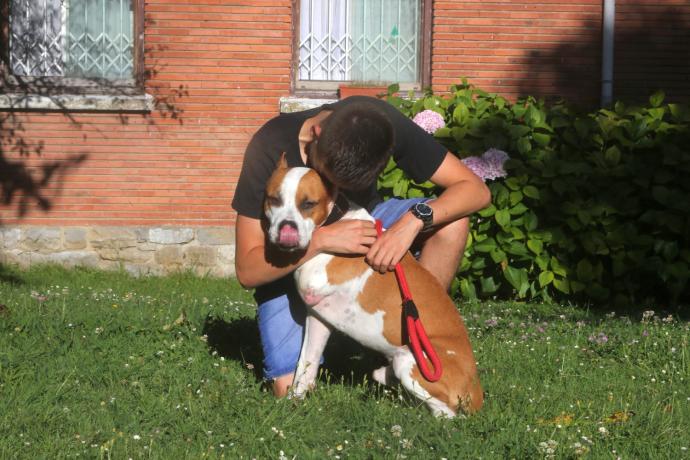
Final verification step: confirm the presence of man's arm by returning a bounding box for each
[365,152,491,272]
[235,215,378,289]
[421,151,492,223]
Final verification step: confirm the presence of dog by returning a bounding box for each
[264,155,483,417]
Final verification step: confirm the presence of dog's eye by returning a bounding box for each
[267,196,282,207]
[300,199,318,211]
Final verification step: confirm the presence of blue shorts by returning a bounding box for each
[257,197,428,380]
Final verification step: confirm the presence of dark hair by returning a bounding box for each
[315,101,394,191]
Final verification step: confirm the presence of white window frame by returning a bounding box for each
[292,0,432,94]
[1,0,148,111]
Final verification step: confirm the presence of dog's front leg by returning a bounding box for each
[291,313,331,398]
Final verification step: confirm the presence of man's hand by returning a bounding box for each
[366,213,423,273]
[313,219,377,255]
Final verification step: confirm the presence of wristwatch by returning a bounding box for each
[409,202,434,232]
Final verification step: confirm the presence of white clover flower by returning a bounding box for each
[538,439,558,458]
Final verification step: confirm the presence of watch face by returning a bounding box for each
[414,202,433,217]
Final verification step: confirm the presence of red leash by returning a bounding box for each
[375,220,442,382]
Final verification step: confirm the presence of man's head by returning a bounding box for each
[308,100,394,191]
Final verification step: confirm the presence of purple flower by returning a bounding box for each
[588,332,609,345]
[462,156,487,177]
[461,148,510,181]
[485,318,498,328]
[412,110,446,134]
[483,148,510,176]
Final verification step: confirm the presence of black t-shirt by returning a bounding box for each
[232,96,448,219]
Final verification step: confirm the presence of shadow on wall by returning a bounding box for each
[613,4,690,104]
[0,9,187,227]
[520,5,690,108]
[0,88,88,226]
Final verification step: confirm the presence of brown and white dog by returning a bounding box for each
[264,155,483,417]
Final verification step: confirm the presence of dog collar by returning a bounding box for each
[323,193,350,226]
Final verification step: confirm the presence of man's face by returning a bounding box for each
[305,127,335,185]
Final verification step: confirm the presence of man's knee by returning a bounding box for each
[418,217,470,290]
[430,216,470,249]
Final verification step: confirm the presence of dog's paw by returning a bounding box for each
[288,378,317,400]
[372,365,394,386]
[287,387,308,400]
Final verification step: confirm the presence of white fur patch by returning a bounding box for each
[392,348,455,418]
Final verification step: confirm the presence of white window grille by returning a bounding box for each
[299,0,420,83]
[10,0,134,80]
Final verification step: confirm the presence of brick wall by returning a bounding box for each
[1,0,293,228]
[432,0,603,106]
[3,0,689,238]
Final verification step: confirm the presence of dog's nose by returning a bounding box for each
[277,220,300,248]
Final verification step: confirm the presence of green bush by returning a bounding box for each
[379,81,690,307]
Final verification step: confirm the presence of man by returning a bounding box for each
[233,96,491,397]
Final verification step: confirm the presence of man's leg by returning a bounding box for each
[417,217,470,291]
[272,374,293,398]
[256,286,310,398]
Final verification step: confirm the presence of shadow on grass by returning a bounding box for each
[322,331,388,388]
[0,264,23,286]
[202,316,264,381]
[202,315,387,390]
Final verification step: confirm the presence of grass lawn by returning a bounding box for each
[0,265,688,459]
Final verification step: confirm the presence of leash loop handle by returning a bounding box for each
[407,315,443,382]
[375,220,442,382]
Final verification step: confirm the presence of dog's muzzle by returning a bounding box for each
[276,220,300,249]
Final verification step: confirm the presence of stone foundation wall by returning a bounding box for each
[0,226,235,278]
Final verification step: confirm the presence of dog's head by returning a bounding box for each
[264,154,335,251]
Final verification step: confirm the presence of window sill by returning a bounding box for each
[279,91,421,114]
[279,96,337,113]
[0,93,154,112]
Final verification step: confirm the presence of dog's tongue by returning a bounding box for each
[278,224,299,247]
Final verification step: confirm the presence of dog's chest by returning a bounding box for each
[295,254,396,353]
[295,252,371,306]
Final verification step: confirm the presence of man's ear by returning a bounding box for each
[313,124,322,138]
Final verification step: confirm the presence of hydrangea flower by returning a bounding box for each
[412,110,446,134]
[461,148,510,181]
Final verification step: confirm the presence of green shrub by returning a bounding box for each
[379,81,690,307]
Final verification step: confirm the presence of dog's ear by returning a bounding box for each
[277,152,288,171]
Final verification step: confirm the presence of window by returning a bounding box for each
[295,0,431,92]
[2,0,144,90]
